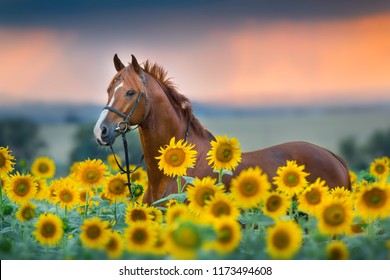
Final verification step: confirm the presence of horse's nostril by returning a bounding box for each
[101,125,108,136]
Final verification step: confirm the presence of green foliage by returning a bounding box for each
[340,126,390,170]
[0,118,45,163]
[69,123,143,165]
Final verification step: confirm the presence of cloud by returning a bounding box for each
[0,11,389,107]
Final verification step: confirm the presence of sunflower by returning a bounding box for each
[330,186,351,202]
[125,204,153,224]
[186,176,225,215]
[54,178,80,210]
[152,224,168,256]
[298,178,329,216]
[206,135,242,171]
[34,177,48,200]
[31,156,56,179]
[349,170,357,187]
[15,201,36,222]
[156,137,197,177]
[266,220,303,259]
[273,160,309,197]
[262,191,291,220]
[33,213,64,246]
[230,166,270,209]
[76,159,108,189]
[124,221,157,254]
[6,172,37,204]
[326,240,349,260]
[165,203,193,224]
[148,205,163,223]
[105,231,124,259]
[204,193,240,220]
[316,197,353,236]
[130,165,148,186]
[208,217,242,255]
[355,182,390,220]
[102,173,128,203]
[107,154,121,172]
[369,157,389,182]
[80,217,110,249]
[165,218,204,259]
[0,146,15,176]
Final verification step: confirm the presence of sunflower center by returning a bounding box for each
[38,163,49,173]
[165,148,185,167]
[131,172,140,181]
[86,225,102,239]
[173,224,200,249]
[79,191,87,202]
[211,201,231,217]
[328,248,344,260]
[363,188,386,208]
[266,195,281,212]
[218,226,233,244]
[86,170,99,183]
[41,222,56,238]
[272,229,290,250]
[14,180,30,197]
[106,237,118,251]
[22,207,35,220]
[108,178,126,195]
[0,153,5,168]
[240,178,259,197]
[305,189,321,205]
[284,173,299,187]
[60,191,73,203]
[132,229,147,244]
[131,209,147,221]
[216,143,233,162]
[323,204,345,226]
[195,187,215,207]
[375,164,385,175]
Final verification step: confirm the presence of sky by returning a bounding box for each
[1,0,390,107]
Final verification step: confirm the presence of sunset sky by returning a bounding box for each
[1,0,390,107]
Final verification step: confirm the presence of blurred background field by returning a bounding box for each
[1,102,389,177]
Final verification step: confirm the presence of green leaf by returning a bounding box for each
[151,193,188,206]
[182,176,195,185]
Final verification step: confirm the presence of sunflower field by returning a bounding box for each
[0,135,390,260]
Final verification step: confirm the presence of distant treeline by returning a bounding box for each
[339,127,390,171]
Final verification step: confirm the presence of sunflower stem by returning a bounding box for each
[218,169,223,185]
[367,217,375,240]
[0,175,3,220]
[64,205,68,219]
[289,201,294,221]
[177,176,182,194]
[114,199,117,222]
[84,190,89,220]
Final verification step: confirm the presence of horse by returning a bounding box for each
[94,54,351,205]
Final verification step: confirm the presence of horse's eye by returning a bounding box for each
[126,89,136,97]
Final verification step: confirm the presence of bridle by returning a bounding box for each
[104,71,149,132]
[102,70,191,202]
[103,71,148,200]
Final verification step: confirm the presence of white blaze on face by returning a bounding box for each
[94,82,124,143]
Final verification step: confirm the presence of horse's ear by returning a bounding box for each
[131,54,142,75]
[113,54,125,72]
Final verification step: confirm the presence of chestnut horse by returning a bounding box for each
[94,54,350,204]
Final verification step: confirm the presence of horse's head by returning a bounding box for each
[94,54,149,146]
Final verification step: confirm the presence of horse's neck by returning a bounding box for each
[137,93,195,202]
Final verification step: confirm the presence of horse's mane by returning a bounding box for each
[142,60,213,139]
